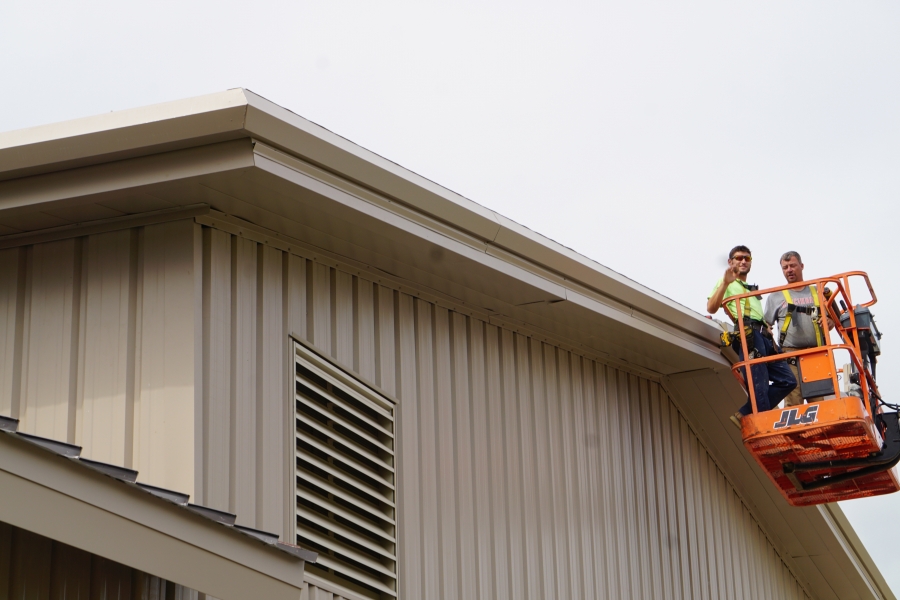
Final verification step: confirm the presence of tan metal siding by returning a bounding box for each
[258,244,285,535]
[0,220,197,496]
[232,235,258,523]
[81,229,138,467]
[135,219,197,495]
[0,248,24,420]
[21,238,80,443]
[0,221,812,599]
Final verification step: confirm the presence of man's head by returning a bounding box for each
[728,245,753,277]
[780,251,804,284]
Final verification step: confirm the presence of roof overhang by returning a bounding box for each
[0,91,726,376]
[0,431,309,600]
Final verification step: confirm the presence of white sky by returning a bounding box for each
[3,0,899,592]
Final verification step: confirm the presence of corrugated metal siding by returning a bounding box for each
[0,221,199,498]
[0,521,199,600]
[0,220,286,538]
[270,233,811,600]
[0,220,811,599]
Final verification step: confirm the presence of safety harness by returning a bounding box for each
[719,281,762,355]
[724,280,758,324]
[779,286,824,348]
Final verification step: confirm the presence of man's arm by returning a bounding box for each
[707,266,737,314]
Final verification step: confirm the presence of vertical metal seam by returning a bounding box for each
[282,250,294,544]
[201,227,212,505]
[12,245,32,421]
[352,275,360,373]
[124,228,140,468]
[305,259,315,346]
[255,242,265,526]
[448,310,463,598]
[66,237,83,446]
[130,227,145,473]
[329,268,337,359]
[373,281,382,389]
[229,234,239,514]
[413,298,429,598]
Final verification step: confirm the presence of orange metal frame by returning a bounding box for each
[719,271,899,506]
[725,271,879,414]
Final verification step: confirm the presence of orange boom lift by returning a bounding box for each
[721,272,900,507]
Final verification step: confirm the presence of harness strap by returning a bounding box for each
[779,289,794,347]
[812,285,823,347]
[779,286,824,347]
[724,282,755,324]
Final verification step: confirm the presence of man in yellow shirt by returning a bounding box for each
[707,245,796,428]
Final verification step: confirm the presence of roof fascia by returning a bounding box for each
[0,89,250,182]
[250,142,725,370]
[0,434,306,599]
[819,504,896,600]
[241,90,503,242]
[240,90,720,343]
[0,139,254,214]
[0,88,721,344]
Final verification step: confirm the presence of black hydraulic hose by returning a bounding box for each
[785,449,900,492]
[782,412,900,491]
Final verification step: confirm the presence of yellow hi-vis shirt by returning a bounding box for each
[709,278,764,322]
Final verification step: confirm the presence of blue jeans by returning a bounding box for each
[736,328,796,416]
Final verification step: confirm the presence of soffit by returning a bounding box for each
[0,139,723,375]
[0,88,720,348]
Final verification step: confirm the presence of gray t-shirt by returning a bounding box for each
[764,285,820,349]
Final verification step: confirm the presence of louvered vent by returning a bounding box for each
[294,342,397,599]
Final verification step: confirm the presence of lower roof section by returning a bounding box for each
[0,431,309,600]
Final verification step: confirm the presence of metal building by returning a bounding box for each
[0,89,894,599]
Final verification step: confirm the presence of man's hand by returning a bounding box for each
[723,265,738,285]
[818,315,835,331]
[707,266,740,315]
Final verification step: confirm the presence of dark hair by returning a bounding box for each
[780,251,802,264]
[728,245,751,260]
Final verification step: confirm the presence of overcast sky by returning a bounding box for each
[3,0,899,592]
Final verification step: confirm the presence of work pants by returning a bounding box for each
[736,328,796,416]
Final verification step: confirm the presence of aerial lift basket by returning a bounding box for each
[724,272,900,507]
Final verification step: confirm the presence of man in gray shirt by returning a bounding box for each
[764,251,832,407]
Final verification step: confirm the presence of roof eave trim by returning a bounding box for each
[0,89,251,181]
[0,433,306,599]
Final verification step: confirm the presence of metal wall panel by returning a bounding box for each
[21,238,80,443]
[135,219,198,495]
[80,229,138,467]
[0,221,811,599]
[0,248,24,420]
[286,251,811,600]
[0,522,198,600]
